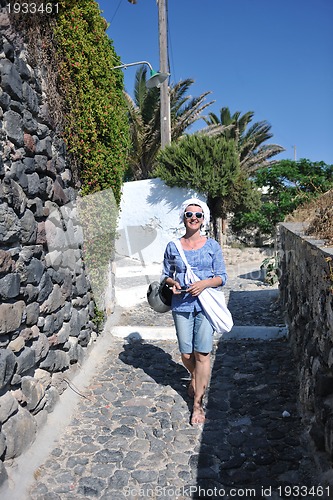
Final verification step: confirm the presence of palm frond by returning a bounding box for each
[240,144,285,173]
[172,98,214,139]
[198,123,234,137]
[203,112,220,126]
[199,106,284,175]
[125,67,215,179]
[134,66,148,109]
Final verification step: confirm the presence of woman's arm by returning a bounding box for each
[163,243,182,293]
[211,240,227,286]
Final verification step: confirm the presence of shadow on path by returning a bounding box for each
[193,338,322,499]
[118,335,193,415]
[227,289,282,326]
[238,269,266,281]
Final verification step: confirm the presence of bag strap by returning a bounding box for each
[173,239,190,269]
[173,239,200,284]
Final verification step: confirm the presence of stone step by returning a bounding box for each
[111,324,288,341]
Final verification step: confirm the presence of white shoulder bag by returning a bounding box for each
[174,239,233,334]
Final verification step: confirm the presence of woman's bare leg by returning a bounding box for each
[181,353,196,396]
[191,351,210,424]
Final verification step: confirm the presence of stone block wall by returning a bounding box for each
[0,5,100,482]
[279,223,333,459]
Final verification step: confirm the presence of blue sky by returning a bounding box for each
[97,0,333,165]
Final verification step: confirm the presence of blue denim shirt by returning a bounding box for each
[163,238,227,312]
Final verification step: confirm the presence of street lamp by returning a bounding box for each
[111,61,169,89]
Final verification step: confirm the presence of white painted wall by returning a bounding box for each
[115,178,205,265]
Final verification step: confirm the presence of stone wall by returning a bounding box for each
[0,5,99,482]
[279,223,333,460]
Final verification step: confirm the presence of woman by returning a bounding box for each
[163,198,227,425]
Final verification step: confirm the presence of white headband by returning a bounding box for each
[179,198,210,228]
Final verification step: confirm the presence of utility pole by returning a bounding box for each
[128,0,171,148]
[157,0,171,148]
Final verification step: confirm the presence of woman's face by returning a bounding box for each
[183,205,204,229]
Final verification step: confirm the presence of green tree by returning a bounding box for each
[125,66,213,180]
[231,159,333,239]
[154,134,260,243]
[202,107,285,174]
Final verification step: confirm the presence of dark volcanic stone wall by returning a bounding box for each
[279,223,333,461]
[0,4,97,482]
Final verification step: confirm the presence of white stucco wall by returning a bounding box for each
[115,178,205,265]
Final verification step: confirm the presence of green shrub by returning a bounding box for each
[54,0,130,201]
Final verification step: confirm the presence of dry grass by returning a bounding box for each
[285,190,333,245]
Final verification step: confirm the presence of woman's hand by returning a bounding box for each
[165,276,222,297]
[187,276,223,296]
[165,278,183,295]
[186,281,208,297]
[172,282,183,295]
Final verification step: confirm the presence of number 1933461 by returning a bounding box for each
[7,3,59,14]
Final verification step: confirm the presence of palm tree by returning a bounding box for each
[201,107,285,174]
[124,66,213,180]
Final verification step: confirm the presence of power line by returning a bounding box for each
[166,0,176,82]
[109,0,124,25]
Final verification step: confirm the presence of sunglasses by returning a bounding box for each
[184,211,204,219]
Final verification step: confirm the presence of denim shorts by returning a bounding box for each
[172,310,214,354]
